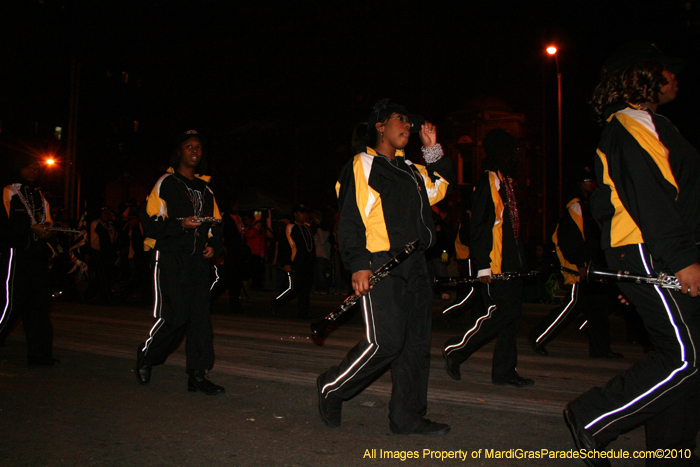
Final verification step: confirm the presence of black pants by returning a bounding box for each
[87,248,114,303]
[529,281,613,356]
[441,258,478,315]
[569,244,700,465]
[444,279,523,382]
[274,264,313,317]
[318,252,432,431]
[139,251,215,373]
[0,248,53,364]
[210,261,244,314]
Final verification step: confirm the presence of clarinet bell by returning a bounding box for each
[310,320,329,337]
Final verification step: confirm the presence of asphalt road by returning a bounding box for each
[0,290,689,466]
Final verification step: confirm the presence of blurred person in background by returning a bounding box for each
[443,129,534,389]
[274,204,315,319]
[0,154,59,366]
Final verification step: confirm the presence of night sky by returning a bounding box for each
[2,0,699,213]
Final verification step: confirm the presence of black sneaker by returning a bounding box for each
[391,418,450,436]
[28,358,61,368]
[134,349,152,385]
[563,403,610,467]
[492,375,535,388]
[317,373,342,428]
[188,370,225,395]
[531,341,549,356]
[589,351,624,359]
[443,349,461,381]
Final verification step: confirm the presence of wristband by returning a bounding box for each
[421,143,443,163]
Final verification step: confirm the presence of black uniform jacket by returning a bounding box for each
[554,198,604,284]
[590,103,700,273]
[2,183,54,260]
[141,168,223,257]
[470,170,526,275]
[336,147,454,274]
[277,222,316,271]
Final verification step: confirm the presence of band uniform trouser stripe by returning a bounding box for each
[0,248,16,336]
[444,304,496,351]
[571,243,700,450]
[533,283,579,344]
[141,250,163,354]
[442,287,475,315]
[318,252,432,431]
[443,280,524,381]
[137,250,215,372]
[322,294,380,397]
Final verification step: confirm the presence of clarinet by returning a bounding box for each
[586,263,682,290]
[310,239,420,337]
[434,270,539,287]
[48,227,83,235]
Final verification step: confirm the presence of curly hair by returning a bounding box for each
[590,59,668,123]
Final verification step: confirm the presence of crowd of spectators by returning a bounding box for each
[37,188,616,321]
[42,200,357,313]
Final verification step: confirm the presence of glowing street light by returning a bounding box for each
[547,45,563,216]
[45,157,56,166]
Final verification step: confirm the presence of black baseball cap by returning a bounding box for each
[292,203,311,214]
[569,165,596,184]
[174,129,207,147]
[482,129,522,158]
[14,152,40,170]
[604,41,686,74]
[368,99,425,134]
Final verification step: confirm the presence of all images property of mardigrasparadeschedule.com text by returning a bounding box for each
[360,448,695,462]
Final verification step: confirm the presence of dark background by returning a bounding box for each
[2,0,699,216]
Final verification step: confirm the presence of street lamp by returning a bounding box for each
[547,45,563,216]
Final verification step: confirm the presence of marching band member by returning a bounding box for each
[443,129,534,388]
[565,42,700,466]
[316,99,454,435]
[134,130,225,395]
[529,167,622,359]
[1,154,58,366]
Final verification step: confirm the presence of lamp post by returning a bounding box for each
[65,59,80,219]
[547,46,563,216]
[541,56,547,243]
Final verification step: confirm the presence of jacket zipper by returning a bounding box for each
[378,155,434,247]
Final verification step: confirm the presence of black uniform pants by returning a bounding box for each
[318,252,432,431]
[210,261,244,314]
[0,248,53,364]
[139,250,215,373]
[274,264,314,317]
[444,279,523,382]
[442,258,478,315]
[87,248,114,303]
[570,244,700,465]
[529,281,613,356]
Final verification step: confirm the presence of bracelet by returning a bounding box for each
[421,143,443,163]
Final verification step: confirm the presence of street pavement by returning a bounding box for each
[0,289,691,466]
